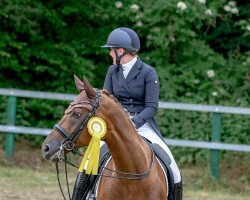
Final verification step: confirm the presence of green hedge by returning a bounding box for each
[0,0,249,163]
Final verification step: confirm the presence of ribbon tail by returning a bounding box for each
[92,137,101,175]
[86,135,101,175]
[79,139,94,172]
[86,159,94,174]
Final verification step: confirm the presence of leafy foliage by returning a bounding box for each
[0,0,249,162]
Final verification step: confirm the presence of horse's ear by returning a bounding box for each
[74,74,85,93]
[83,76,96,99]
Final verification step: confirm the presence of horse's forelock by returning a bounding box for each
[65,90,92,114]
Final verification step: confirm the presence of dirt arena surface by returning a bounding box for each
[0,143,249,200]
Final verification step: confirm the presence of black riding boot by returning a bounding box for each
[72,144,110,200]
[173,181,183,200]
[72,171,91,200]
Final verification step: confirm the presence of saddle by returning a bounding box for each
[147,142,175,200]
[72,141,176,200]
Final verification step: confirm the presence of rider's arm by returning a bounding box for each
[131,68,159,128]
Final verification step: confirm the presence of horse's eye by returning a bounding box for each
[72,111,81,119]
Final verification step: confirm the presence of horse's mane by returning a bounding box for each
[102,89,132,120]
[71,88,135,126]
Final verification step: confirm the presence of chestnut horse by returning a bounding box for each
[42,75,168,199]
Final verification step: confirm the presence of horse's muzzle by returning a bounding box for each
[41,143,51,159]
[41,140,61,161]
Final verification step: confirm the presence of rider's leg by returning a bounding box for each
[137,122,181,184]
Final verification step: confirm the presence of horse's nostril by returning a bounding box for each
[44,144,49,152]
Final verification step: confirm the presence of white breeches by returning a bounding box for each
[137,122,181,183]
[100,122,181,183]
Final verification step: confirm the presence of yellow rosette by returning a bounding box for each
[78,117,107,175]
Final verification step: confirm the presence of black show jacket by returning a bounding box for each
[103,58,163,138]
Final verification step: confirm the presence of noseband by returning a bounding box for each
[51,89,157,200]
[54,90,101,151]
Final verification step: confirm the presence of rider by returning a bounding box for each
[101,27,182,198]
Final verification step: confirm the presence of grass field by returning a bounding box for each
[0,144,249,200]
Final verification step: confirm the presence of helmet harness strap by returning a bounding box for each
[113,48,129,66]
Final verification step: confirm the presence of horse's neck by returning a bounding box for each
[104,112,151,173]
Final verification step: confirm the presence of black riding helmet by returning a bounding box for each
[101,27,140,65]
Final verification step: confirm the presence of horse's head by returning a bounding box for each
[42,75,109,161]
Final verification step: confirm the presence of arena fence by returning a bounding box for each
[0,88,250,178]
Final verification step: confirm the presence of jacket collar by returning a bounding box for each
[125,58,143,83]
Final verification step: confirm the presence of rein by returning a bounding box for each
[100,147,155,180]
[52,89,155,200]
[54,147,155,200]
[53,90,101,200]
[57,146,155,179]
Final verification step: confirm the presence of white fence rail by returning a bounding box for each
[1,88,250,177]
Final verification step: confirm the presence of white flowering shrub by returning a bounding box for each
[0,0,249,162]
[177,2,187,11]
[123,0,250,162]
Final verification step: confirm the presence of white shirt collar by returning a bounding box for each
[122,57,137,78]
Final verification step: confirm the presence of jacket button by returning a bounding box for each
[130,99,133,102]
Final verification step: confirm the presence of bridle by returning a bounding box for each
[54,89,101,154]
[51,89,155,200]
[52,89,101,200]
